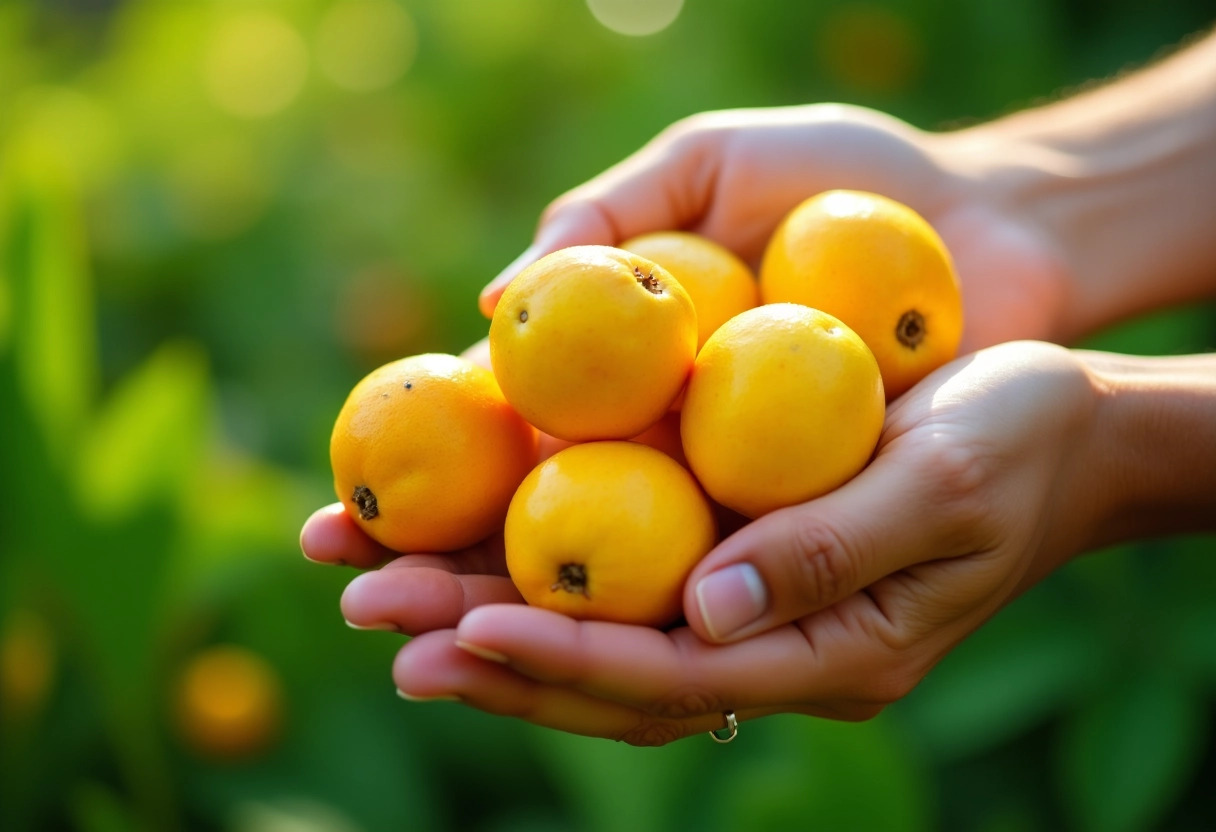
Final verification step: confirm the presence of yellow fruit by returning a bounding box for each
[505,442,716,627]
[681,303,885,518]
[489,245,697,441]
[620,231,759,350]
[330,353,538,553]
[759,189,963,399]
[174,645,282,759]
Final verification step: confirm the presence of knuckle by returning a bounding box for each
[615,718,687,748]
[924,443,991,507]
[648,686,727,721]
[789,518,858,610]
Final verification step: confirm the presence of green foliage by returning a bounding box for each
[1,1,1214,831]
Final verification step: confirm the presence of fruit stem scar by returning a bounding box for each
[896,309,926,349]
[352,485,379,520]
[519,309,528,323]
[633,266,663,295]
[551,563,590,597]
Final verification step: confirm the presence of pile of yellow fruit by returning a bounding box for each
[329,190,963,628]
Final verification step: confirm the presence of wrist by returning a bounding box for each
[1082,350,1216,546]
[932,34,1216,341]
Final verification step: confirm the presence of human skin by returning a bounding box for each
[301,31,1216,743]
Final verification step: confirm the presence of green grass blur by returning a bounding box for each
[1,1,1214,830]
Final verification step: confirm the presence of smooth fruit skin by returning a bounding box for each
[330,353,538,553]
[680,303,885,519]
[759,189,963,399]
[620,231,759,350]
[489,245,698,441]
[505,442,716,627]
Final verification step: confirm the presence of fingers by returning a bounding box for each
[341,538,517,635]
[341,566,522,635]
[478,125,716,317]
[451,599,907,719]
[392,630,780,745]
[300,503,397,569]
[682,442,989,643]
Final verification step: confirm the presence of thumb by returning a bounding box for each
[684,453,970,643]
[478,127,713,318]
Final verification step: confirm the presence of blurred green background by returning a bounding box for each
[2,1,1214,830]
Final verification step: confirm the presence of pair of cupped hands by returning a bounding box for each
[300,104,1111,745]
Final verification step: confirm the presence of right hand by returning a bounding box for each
[479,103,1075,353]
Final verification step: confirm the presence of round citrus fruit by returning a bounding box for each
[330,353,538,553]
[174,645,282,759]
[680,303,885,518]
[489,245,697,441]
[759,189,963,399]
[505,441,716,627]
[620,231,758,350]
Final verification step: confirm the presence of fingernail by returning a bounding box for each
[484,243,544,298]
[695,563,769,641]
[397,689,462,703]
[455,640,509,664]
[346,619,400,632]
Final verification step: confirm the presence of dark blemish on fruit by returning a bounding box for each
[352,485,379,521]
[896,310,926,349]
[551,562,590,597]
[634,266,663,295]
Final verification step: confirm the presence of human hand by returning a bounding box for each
[327,340,1120,743]
[478,103,1075,351]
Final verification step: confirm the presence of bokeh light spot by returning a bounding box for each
[586,0,683,37]
[317,0,417,92]
[203,11,308,118]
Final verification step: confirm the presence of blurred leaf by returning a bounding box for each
[1077,303,1216,356]
[73,339,209,521]
[228,798,363,832]
[531,728,704,832]
[1,147,97,462]
[710,714,932,832]
[1057,673,1209,832]
[894,591,1107,761]
[69,782,140,832]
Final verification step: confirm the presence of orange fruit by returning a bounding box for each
[505,441,716,627]
[174,645,282,759]
[627,410,687,467]
[330,353,538,553]
[680,303,885,518]
[759,189,963,399]
[620,231,759,350]
[489,245,697,441]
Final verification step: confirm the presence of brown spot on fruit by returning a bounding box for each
[551,563,590,597]
[634,266,663,295]
[352,485,379,520]
[519,310,528,323]
[896,309,926,349]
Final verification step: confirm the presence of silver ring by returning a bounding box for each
[709,710,738,743]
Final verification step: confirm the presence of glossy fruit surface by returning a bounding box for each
[505,441,716,627]
[760,189,962,399]
[489,245,697,441]
[681,303,885,518]
[330,353,537,553]
[621,231,758,350]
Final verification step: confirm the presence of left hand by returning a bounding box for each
[316,340,1117,744]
